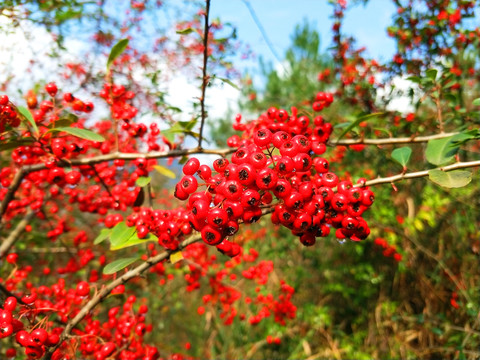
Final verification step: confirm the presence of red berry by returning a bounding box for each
[6,253,18,264]
[45,82,58,97]
[76,281,90,297]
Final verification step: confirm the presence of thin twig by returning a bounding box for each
[197,0,211,149]
[330,131,457,146]
[90,164,118,204]
[360,160,480,187]
[0,210,36,258]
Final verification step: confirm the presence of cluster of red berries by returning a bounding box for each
[99,83,138,121]
[171,92,373,250]
[0,296,60,359]
[373,238,402,262]
[0,95,20,132]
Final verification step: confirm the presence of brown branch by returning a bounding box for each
[360,160,480,187]
[0,147,234,221]
[197,0,211,149]
[330,131,458,146]
[42,235,203,360]
[0,283,26,305]
[0,210,36,259]
[0,168,26,223]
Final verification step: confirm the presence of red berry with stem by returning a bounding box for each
[45,82,58,97]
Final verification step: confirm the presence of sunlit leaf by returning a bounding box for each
[176,28,194,35]
[154,165,176,179]
[336,113,383,142]
[425,136,457,165]
[215,76,240,90]
[136,176,151,187]
[94,228,111,245]
[103,257,140,275]
[109,222,136,248]
[391,147,412,168]
[170,251,184,264]
[426,68,438,81]
[110,232,158,250]
[107,38,129,72]
[51,127,105,142]
[17,106,39,135]
[428,169,472,188]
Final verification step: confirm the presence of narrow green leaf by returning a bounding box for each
[176,28,194,35]
[428,169,472,188]
[216,76,240,90]
[17,106,39,135]
[425,136,457,165]
[52,127,105,142]
[426,69,438,81]
[448,130,479,147]
[136,176,151,187]
[392,147,412,168]
[154,165,176,179]
[406,76,421,84]
[107,39,129,72]
[94,228,111,245]
[109,222,136,248]
[161,129,175,143]
[103,257,140,275]
[0,139,35,151]
[111,232,158,250]
[336,112,383,142]
[472,98,480,106]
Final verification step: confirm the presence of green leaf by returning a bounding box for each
[136,176,151,187]
[392,147,412,168]
[448,130,479,147]
[154,165,176,179]
[94,228,111,245]
[215,76,240,90]
[428,169,472,188]
[336,112,383,142]
[109,222,136,248]
[472,98,480,106]
[107,39,129,72]
[48,113,78,129]
[176,28,194,35]
[425,136,458,165]
[17,106,39,135]
[110,232,158,250]
[51,127,105,142]
[161,129,175,143]
[103,257,140,275]
[426,68,438,81]
[406,76,421,84]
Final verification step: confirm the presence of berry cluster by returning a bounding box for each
[0,296,60,359]
[171,92,374,251]
[373,238,402,262]
[0,95,20,132]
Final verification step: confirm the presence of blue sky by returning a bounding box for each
[210,0,397,71]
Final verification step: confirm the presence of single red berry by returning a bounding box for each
[201,225,223,245]
[76,281,90,297]
[0,95,9,106]
[183,158,200,175]
[45,82,58,97]
[30,328,48,345]
[65,171,81,185]
[6,253,18,264]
